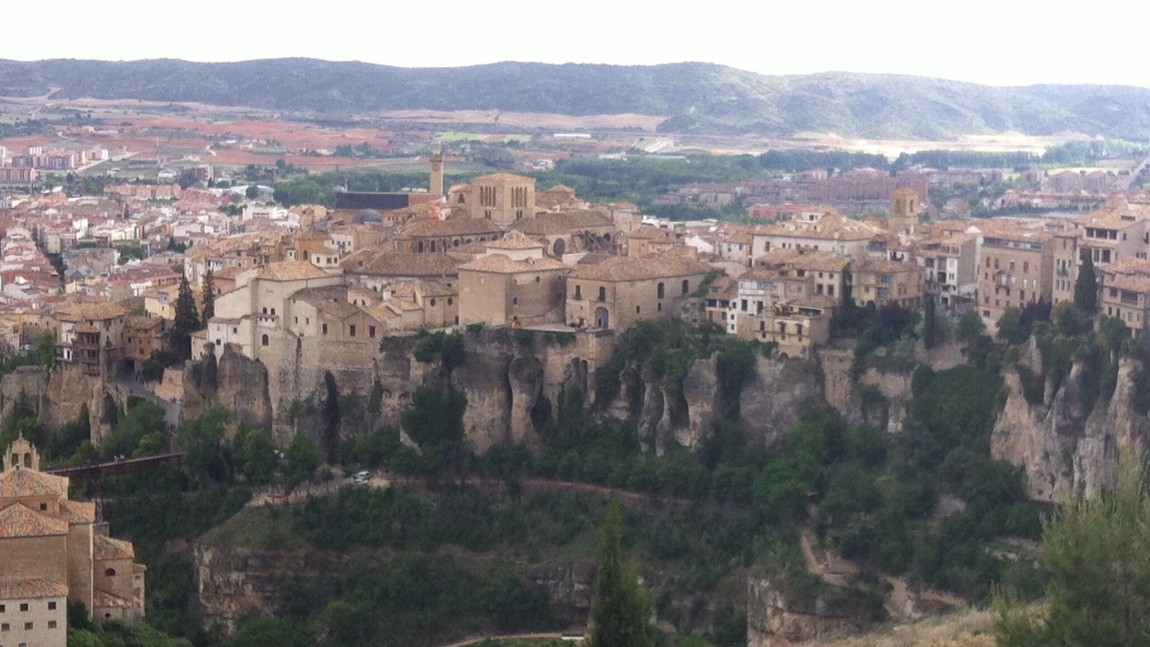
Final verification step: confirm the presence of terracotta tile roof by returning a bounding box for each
[290,287,363,319]
[94,533,135,560]
[1101,257,1150,276]
[794,294,839,309]
[342,251,459,278]
[513,211,614,235]
[0,502,69,537]
[458,254,569,274]
[0,577,68,600]
[854,259,923,275]
[570,251,709,282]
[402,218,505,238]
[54,301,129,322]
[58,499,96,523]
[256,261,329,281]
[0,468,68,498]
[471,172,535,184]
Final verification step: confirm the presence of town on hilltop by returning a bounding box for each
[3,132,1150,644]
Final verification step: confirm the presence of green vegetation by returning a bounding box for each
[995,456,1150,646]
[170,275,200,360]
[587,499,657,647]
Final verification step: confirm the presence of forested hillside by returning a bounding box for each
[3,59,1150,138]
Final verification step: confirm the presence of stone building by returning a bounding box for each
[566,251,710,331]
[53,302,130,377]
[887,187,920,235]
[1098,257,1150,337]
[458,254,570,327]
[977,228,1055,321]
[851,259,925,310]
[449,172,536,226]
[0,438,146,647]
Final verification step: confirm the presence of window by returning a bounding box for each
[574,285,582,299]
[25,622,33,630]
[18,605,27,612]
[1,622,8,631]
[430,298,437,307]
[39,503,47,511]
[322,323,328,335]
[349,325,356,338]
[105,568,116,577]
[447,298,453,306]
[682,279,690,295]
[47,602,55,611]
[598,287,607,302]
[48,620,57,629]
[261,334,269,346]
[635,305,641,314]
[369,326,376,339]
[657,282,665,299]
[535,276,541,283]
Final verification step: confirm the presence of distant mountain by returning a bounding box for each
[2,59,1150,140]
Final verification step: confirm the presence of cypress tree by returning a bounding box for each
[588,499,656,647]
[201,268,216,323]
[171,274,201,359]
[1075,254,1098,312]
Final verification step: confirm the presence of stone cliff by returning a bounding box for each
[993,353,1150,502]
[183,344,275,436]
[193,541,597,638]
[0,364,122,443]
[746,573,880,647]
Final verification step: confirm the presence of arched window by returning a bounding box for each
[430,298,437,306]
[105,568,116,577]
[261,334,269,346]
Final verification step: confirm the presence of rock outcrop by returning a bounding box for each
[183,344,275,435]
[992,354,1150,502]
[0,364,120,443]
[746,573,880,647]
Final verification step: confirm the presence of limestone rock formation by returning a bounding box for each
[183,344,274,434]
[746,573,878,647]
[992,355,1150,502]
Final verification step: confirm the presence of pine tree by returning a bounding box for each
[171,274,201,359]
[201,268,215,323]
[588,499,657,647]
[995,455,1150,646]
[1075,253,1098,312]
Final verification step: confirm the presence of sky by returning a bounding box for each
[4,0,1149,88]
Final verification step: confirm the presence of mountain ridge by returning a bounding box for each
[2,58,1149,140]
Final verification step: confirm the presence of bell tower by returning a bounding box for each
[429,148,444,198]
[4,435,40,471]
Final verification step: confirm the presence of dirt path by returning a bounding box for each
[436,630,583,646]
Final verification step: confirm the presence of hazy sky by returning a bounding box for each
[4,0,1148,88]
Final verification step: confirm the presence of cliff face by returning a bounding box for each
[0,364,120,442]
[193,541,597,638]
[746,574,878,647]
[992,354,1150,502]
[183,345,275,435]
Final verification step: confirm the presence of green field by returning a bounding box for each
[436,131,531,143]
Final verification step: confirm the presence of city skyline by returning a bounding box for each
[2,0,1148,89]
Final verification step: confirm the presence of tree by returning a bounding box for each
[996,307,1029,345]
[170,274,200,360]
[1075,253,1098,312]
[922,296,938,349]
[285,432,320,487]
[995,455,1150,646]
[587,499,657,647]
[956,308,986,343]
[201,268,215,323]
